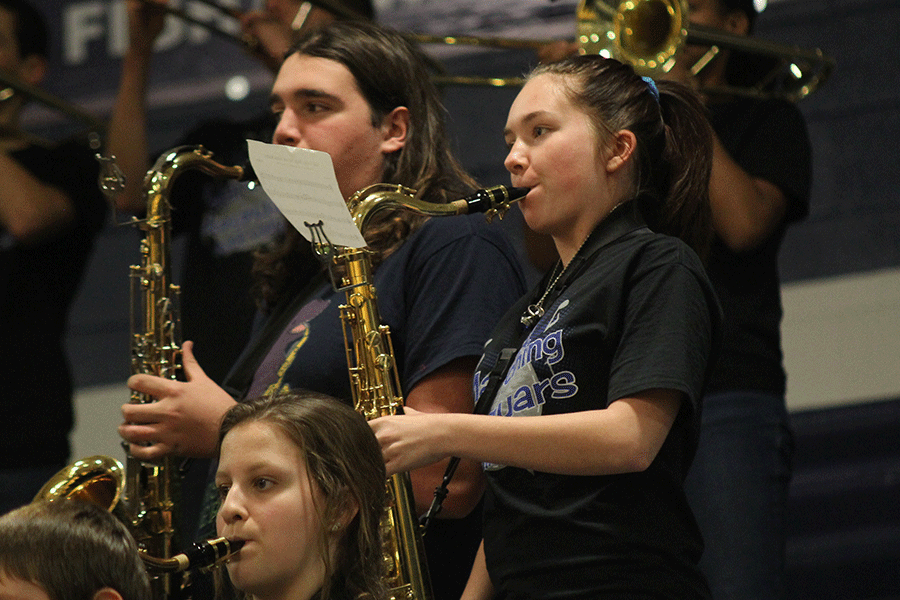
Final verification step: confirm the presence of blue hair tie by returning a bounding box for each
[641,76,660,102]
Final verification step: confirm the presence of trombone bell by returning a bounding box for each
[576,0,834,100]
[578,0,687,73]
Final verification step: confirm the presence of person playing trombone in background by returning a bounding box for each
[0,0,107,514]
[661,2,812,598]
[117,19,528,600]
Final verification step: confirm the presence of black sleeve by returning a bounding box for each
[726,99,813,224]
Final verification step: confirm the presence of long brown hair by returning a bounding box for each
[530,56,714,261]
[253,20,478,310]
[218,392,388,600]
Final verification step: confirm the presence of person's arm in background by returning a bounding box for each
[460,541,494,600]
[105,0,165,215]
[707,134,788,252]
[0,44,73,242]
[0,153,73,243]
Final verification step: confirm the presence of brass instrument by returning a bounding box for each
[333,244,433,600]
[576,0,834,100]
[134,0,831,100]
[34,458,243,580]
[34,146,245,600]
[309,183,525,600]
[410,0,833,100]
[346,183,528,230]
[126,146,244,599]
[0,71,105,147]
[35,455,126,510]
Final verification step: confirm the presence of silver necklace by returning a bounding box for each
[520,201,627,328]
[521,260,563,327]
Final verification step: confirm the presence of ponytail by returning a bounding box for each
[530,56,714,261]
[653,80,714,262]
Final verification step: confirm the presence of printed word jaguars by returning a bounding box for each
[490,329,578,417]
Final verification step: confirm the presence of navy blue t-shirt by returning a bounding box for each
[246,212,527,401]
[1,140,106,467]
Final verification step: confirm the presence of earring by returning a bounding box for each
[331,523,341,532]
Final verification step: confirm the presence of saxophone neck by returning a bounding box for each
[143,145,245,221]
[347,183,529,233]
[334,245,375,291]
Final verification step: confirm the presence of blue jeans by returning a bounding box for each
[684,391,794,600]
[0,465,64,514]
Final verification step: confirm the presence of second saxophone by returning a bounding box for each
[312,183,526,600]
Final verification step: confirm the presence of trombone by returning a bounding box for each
[575,0,834,101]
[411,0,833,100]
[0,71,105,147]
[136,0,834,101]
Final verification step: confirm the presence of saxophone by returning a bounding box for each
[34,146,245,600]
[314,183,526,600]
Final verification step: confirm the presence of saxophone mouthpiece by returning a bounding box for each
[182,537,245,571]
[142,537,245,573]
[452,185,529,219]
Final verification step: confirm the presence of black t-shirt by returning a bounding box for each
[476,204,720,599]
[0,139,107,467]
[705,98,811,395]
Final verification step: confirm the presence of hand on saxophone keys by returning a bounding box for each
[120,341,237,461]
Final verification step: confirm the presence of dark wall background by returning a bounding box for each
[760,0,900,282]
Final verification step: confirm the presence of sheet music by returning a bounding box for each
[246,140,366,248]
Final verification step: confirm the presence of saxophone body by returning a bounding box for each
[34,146,245,600]
[326,183,526,600]
[127,146,244,599]
[336,246,432,600]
